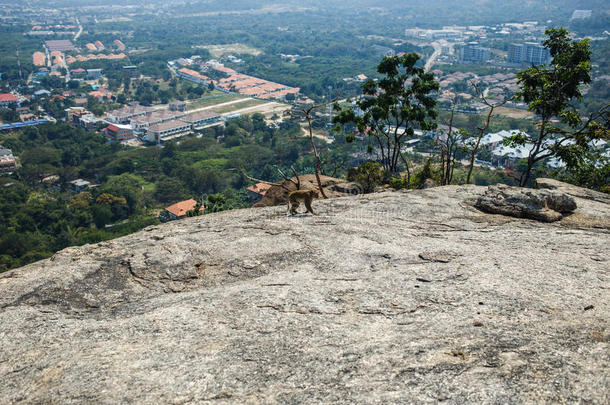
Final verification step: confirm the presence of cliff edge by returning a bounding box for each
[0,181,608,404]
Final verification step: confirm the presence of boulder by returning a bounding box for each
[475,184,577,222]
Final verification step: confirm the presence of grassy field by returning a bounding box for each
[193,43,262,58]
[493,106,536,119]
[213,99,270,114]
[186,91,246,110]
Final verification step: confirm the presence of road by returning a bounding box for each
[43,45,50,68]
[425,41,442,72]
[74,18,83,41]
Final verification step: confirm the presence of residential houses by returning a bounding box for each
[0,148,17,173]
[173,59,300,101]
[0,93,20,107]
[161,199,204,221]
[68,179,91,192]
[176,68,211,85]
[87,69,103,80]
[113,39,126,51]
[88,88,114,103]
[246,182,272,201]
[65,107,102,130]
[169,100,187,112]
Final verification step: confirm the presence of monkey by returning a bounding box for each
[286,189,319,215]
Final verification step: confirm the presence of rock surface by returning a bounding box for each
[475,184,577,222]
[1,181,609,404]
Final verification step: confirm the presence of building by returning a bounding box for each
[0,119,50,132]
[246,182,272,201]
[0,93,19,107]
[65,107,87,122]
[34,68,50,78]
[180,110,220,129]
[45,40,77,52]
[0,149,17,173]
[33,51,46,66]
[508,43,550,65]
[169,100,187,112]
[88,89,114,103]
[469,129,527,151]
[106,104,154,124]
[459,42,491,63]
[87,69,103,80]
[103,124,134,142]
[491,143,533,168]
[65,107,100,130]
[176,68,211,85]
[68,179,91,192]
[94,41,105,50]
[70,68,86,77]
[131,110,186,132]
[33,90,51,99]
[571,10,592,20]
[146,119,191,143]
[74,98,88,106]
[122,65,138,77]
[79,114,101,130]
[161,199,204,221]
[113,39,126,50]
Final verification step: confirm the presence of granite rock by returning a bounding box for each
[0,181,608,404]
[475,184,577,222]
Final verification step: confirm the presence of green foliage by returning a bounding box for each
[506,28,607,186]
[334,53,439,174]
[353,161,385,193]
[412,159,441,188]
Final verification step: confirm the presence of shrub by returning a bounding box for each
[355,161,385,193]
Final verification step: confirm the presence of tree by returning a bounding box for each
[334,53,439,178]
[437,95,463,186]
[465,81,507,184]
[506,28,609,186]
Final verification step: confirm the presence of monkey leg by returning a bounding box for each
[290,200,300,215]
[305,200,315,215]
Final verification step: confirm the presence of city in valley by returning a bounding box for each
[0,0,608,269]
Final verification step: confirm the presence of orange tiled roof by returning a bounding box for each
[256,82,285,92]
[214,66,237,74]
[165,199,204,217]
[246,182,272,195]
[0,93,19,103]
[238,87,264,96]
[33,52,46,66]
[107,53,126,59]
